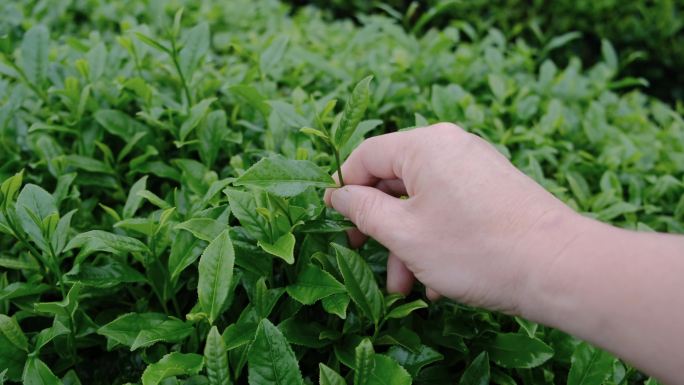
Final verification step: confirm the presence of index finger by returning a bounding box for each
[324,130,413,206]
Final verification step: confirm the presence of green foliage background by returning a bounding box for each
[0,0,682,384]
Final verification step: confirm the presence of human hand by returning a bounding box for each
[325,123,584,314]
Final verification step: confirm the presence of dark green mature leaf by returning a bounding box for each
[95,110,149,141]
[485,333,554,369]
[141,352,204,385]
[287,264,346,305]
[387,345,443,377]
[235,156,334,197]
[224,189,268,240]
[333,244,383,326]
[333,76,373,149]
[22,357,61,385]
[33,319,69,353]
[131,318,194,350]
[0,314,28,352]
[168,230,203,283]
[97,312,167,347]
[319,363,346,385]
[322,293,350,319]
[20,25,49,86]
[180,98,216,141]
[64,259,146,288]
[366,355,411,385]
[458,352,490,385]
[198,229,235,324]
[205,326,231,385]
[247,319,304,385]
[567,342,614,385]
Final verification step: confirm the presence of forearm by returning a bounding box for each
[521,213,684,384]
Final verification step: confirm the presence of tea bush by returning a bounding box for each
[0,0,682,384]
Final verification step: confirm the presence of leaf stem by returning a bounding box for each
[169,38,193,113]
[333,147,345,187]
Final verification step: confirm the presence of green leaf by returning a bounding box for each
[131,318,194,351]
[123,175,148,219]
[287,264,346,305]
[247,319,304,385]
[260,36,289,78]
[354,339,375,385]
[258,232,296,264]
[487,74,507,101]
[484,333,554,369]
[198,229,236,324]
[33,319,69,353]
[601,39,618,72]
[95,110,148,141]
[0,170,23,211]
[333,76,373,149]
[387,344,443,377]
[366,355,411,385]
[224,188,268,240]
[15,184,57,251]
[97,312,167,347]
[0,315,28,352]
[319,363,346,385]
[204,326,231,385]
[458,351,490,385]
[176,218,226,242]
[64,258,146,288]
[180,98,216,142]
[235,156,334,197]
[333,244,383,326]
[230,85,271,117]
[385,300,427,320]
[33,282,81,318]
[180,22,210,79]
[322,293,350,319]
[168,230,203,283]
[567,342,614,385]
[20,25,49,86]
[141,352,204,385]
[65,230,149,263]
[22,357,61,385]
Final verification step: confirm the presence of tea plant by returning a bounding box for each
[0,0,682,384]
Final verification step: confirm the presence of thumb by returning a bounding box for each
[330,185,408,247]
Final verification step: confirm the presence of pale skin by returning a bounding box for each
[324,123,684,384]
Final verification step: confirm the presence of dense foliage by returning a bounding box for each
[1,0,683,384]
[292,0,684,103]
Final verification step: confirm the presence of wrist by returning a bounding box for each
[515,208,600,325]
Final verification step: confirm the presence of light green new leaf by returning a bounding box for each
[333,244,383,326]
[15,184,57,252]
[0,315,28,352]
[0,170,23,211]
[205,326,231,385]
[180,22,210,79]
[123,175,148,219]
[247,319,304,385]
[33,282,81,318]
[33,319,69,353]
[224,188,268,240]
[180,98,216,142]
[235,156,334,197]
[319,363,346,385]
[459,351,490,385]
[567,342,614,385]
[354,339,375,385]
[141,352,204,385]
[22,357,61,385]
[176,218,226,242]
[20,25,49,86]
[333,76,373,149]
[260,36,289,78]
[95,110,148,141]
[287,264,346,305]
[198,229,235,324]
[65,230,149,264]
[485,333,554,369]
[258,232,296,264]
[385,300,427,320]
